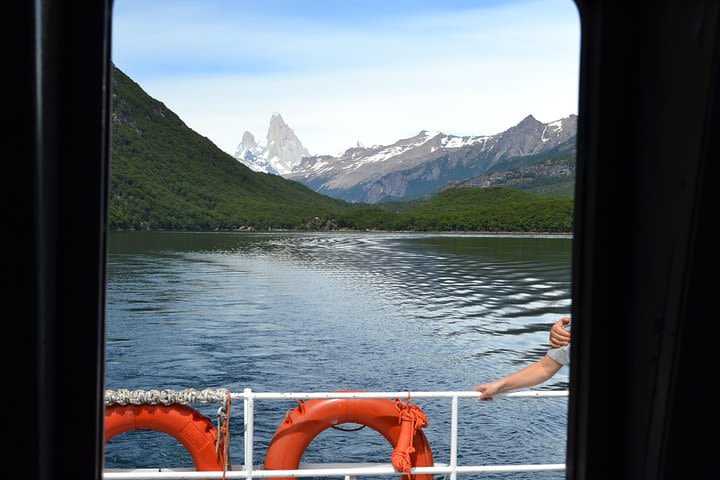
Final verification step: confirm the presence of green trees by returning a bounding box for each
[337,188,573,232]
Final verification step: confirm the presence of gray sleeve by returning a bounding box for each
[546,321,571,366]
[547,344,570,366]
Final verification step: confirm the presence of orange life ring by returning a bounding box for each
[105,404,224,471]
[264,398,434,480]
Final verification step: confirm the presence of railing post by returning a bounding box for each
[450,395,458,480]
[244,388,254,479]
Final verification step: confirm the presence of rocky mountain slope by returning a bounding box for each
[442,155,576,197]
[284,114,577,203]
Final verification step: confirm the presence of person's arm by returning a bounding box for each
[472,355,563,400]
[549,316,571,348]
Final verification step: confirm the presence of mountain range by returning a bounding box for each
[235,113,577,204]
[109,64,573,232]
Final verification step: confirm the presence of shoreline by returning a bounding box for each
[108,229,574,238]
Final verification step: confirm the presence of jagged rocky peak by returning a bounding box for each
[240,131,257,149]
[515,114,544,131]
[264,113,309,172]
[233,113,310,175]
[267,112,287,137]
[266,113,307,152]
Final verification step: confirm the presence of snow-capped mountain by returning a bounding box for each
[234,113,309,175]
[285,114,577,203]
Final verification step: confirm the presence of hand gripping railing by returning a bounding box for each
[104,389,569,480]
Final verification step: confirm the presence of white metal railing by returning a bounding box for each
[104,389,569,480]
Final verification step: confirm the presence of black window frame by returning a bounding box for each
[10,1,719,478]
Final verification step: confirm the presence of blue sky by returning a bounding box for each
[113,0,580,155]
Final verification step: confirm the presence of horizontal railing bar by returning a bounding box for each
[228,390,568,400]
[103,464,566,479]
[454,465,566,473]
[299,463,404,469]
[105,463,445,473]
[104,469,196,473]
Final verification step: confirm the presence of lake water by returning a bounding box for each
[105,231,572,479]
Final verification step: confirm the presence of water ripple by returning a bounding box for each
[105,232,572,479]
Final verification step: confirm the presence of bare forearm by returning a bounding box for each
[492,356,562,394]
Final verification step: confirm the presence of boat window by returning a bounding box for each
[105,1,580,478]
